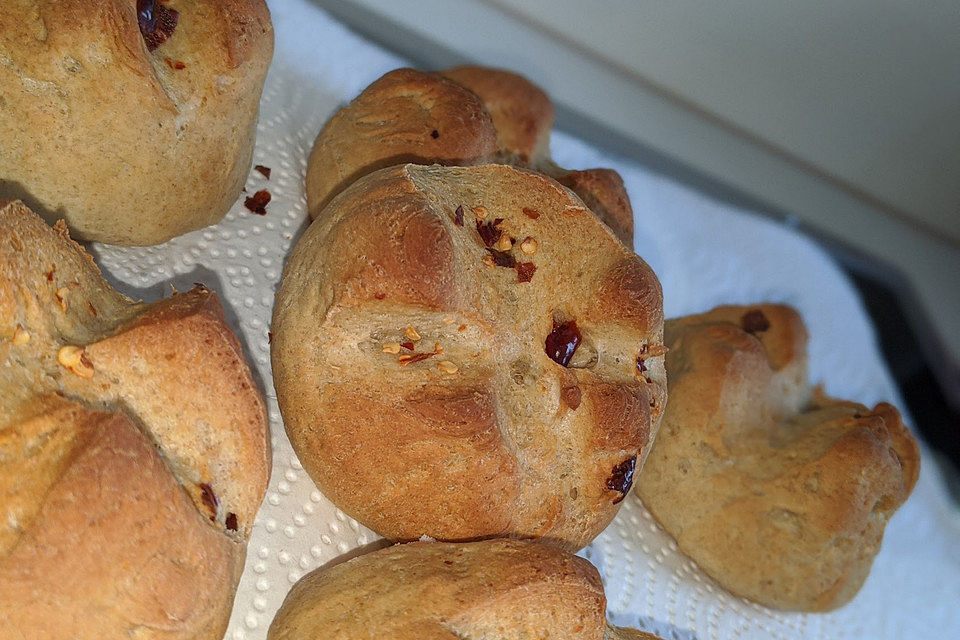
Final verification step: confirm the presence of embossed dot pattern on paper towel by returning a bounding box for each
[85,2,960,639]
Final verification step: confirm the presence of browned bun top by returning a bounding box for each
[267,539,663,640]
[273,163,665,550]
[306,66,635,245]
[637,304,920,611]
[0,200,270,638]
[0,0,273,245]
[442,65,555,160]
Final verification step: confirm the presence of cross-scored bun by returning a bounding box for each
[0,0,273,245]
[267,539,663,640]
[636,304,920,611]
[306,66,635,245]
[0,201,270,638]
[273,163,665,550]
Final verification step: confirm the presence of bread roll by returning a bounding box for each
[0,0,273,245]
[268,539,662,640]
[0,200,270,637]
[306,66,635,245]
[636,304,920,611]
[273,163,665,550]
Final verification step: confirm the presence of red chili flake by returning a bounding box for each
[400,341,415,351]
[267,331,273,344]
[431,129,440,139]
[374,292,386,300]
[199,483,219,519]
[476,217,504,247]
[516,262,537,283]
[225,512,238,532]
[545,320,581,367]
[164,58,186,70]
[561,385,582,410]
[254,165,272,179]
[606,456,637,503]
[522,207,540,220]
[46,269,55,282]
[487,248,516,268]
[88,302,98,317]
[741,309,770,334]
[138,0,179,52]
[399,352,434,366]
[454,205,465,227]
[244,189,271,215]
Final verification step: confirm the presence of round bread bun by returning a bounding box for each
[273,163,666,550]
[268,539,662,640]
[0,200,270,637]
[636,304,920,611]
[0,0,273,245]
[306,66,635,245]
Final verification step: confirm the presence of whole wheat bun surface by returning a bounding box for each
[268,539,662,640]
[306,66,635,245]
[0,201,270,638]
[636,304,920,611]
[273,163,666,550]
[0,0,273,245]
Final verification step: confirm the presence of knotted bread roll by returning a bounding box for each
[268,539,662,640]
[636,304,920,611]
[306,66,635,245]
[0,200,270,638]
[0,0,273,245]
[273,163,665,550]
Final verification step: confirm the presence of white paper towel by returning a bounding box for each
[88,1,960,637]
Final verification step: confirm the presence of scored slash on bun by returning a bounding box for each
[267,539,664,640]
[306,66,636,245]
[636,304,920,611]
[0,0,273,245]
[273,163,666,550]
[0,201,270,638]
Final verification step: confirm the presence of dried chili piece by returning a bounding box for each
[454,205,465,226]
[199,483,218,519]
[545,320,581,367]
[516,262,536,283]
[606,456,637,503]
[487,248,516,268]
[225,512,238,532]
[138,0,179,51]
[244,189,271,215]
[741,309,770,334]
[254,165,272,179]
[476,217,504,247]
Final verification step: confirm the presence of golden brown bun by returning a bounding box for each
[636,304,920,611]
[0,200,270,638]
[273,164,665,550]
[0,0,273,245]
[267,539,663,640]
[306,66,634,245]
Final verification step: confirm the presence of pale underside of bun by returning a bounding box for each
[268,539,663,640]
[0,0,274,245]
[306,66,635,246]
[636,304,920,611]
[274,163,665,551]
[0,200,270,638]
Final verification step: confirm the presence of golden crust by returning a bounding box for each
[441,65,554,160]
[274,164,666,550]
[0,0,273,245]
[306,66,635,245]
[267,539,663,640]
[636,304,920,611]
[0,201,270,637]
